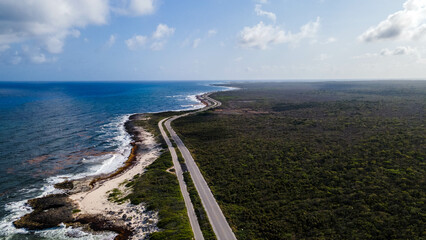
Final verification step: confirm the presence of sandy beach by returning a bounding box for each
[69,115,162,239]
[11,96,211,239]
[13,114,164,239]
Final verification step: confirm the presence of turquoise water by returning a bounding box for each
[0,81,228,239]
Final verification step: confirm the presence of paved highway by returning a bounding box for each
[163,93,237,240]
[158,118,204,240]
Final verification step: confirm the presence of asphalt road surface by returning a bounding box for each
[158,118,204,240]
[163,94,237,240]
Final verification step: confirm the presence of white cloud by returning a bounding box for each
[255,4,276,22]
[152,24,175,39]
[257,0,268,3]
[125,35,148,50]
[0,0,161,63]
[70,30,81,38]
[44,36,66,54]
[9,45,58,64]
[112,0,158,16]
[126,24,174,51]
[296,17,321,40]
[105,34,116,48]
[380,46,418,56]
[355,46,420,58]
[0,0,109,54]
[150,41,164,51]
[182,29,217,49]
[193,38,201,48]
[207,29,218,37]
[151,24,175,50]
[30,53,49,64]
[238,17,320,49]
[128,0,156,15]
[359,0,426,42]
[239,22,285,49]
[324,37,337,44]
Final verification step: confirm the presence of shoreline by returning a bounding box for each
[69,114,162,239]
[11,90,223,239]
[13,113,162,239]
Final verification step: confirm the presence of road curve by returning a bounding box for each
[158,118,204,240]
[163,93,237,240]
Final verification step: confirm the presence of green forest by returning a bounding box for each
[172,81,426,239]
[125,149,193,240]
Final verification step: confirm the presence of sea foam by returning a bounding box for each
[0,82,232,239]
[0,115,132,239]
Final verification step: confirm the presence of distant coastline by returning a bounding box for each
[10,86,231,239]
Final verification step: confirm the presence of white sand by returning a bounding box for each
[70,126,161,239]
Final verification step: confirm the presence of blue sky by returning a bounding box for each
[0,0,425,81]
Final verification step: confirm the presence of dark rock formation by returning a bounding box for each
[13,194,133,240]
[74,214,132,240]
[54,180,74,190]
[13,194,74,230]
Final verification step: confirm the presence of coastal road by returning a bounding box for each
[158,118,204,240]
[163,94,237,240]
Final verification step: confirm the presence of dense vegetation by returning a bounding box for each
[124,110,215,239]
[125,150,193,240]
[173,81,426,239]
[183,171,216,240]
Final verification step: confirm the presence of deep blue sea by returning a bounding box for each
[0,81,228,239]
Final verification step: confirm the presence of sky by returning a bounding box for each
[0,0,425,81]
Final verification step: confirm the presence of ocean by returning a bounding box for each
[0,81,228,239]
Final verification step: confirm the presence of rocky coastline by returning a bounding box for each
[13,114,161,240]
